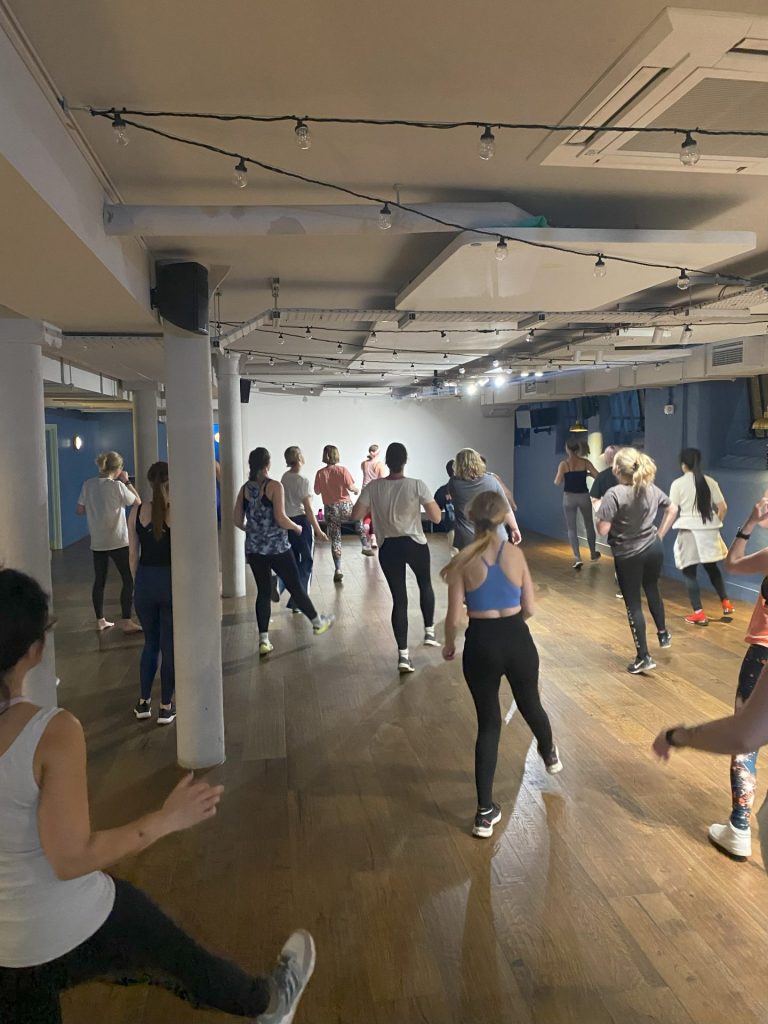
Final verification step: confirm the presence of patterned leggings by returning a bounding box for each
[323,501,367,567]
[730,644,768,829]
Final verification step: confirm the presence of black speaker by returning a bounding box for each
[239,379,251,404]
[153,261,209,336]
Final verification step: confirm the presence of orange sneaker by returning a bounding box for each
[722,600,735,617]
[685,610,709,625]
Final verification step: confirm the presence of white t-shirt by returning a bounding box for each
[360,477,433,544]
[281,471,312,518]
[77,477,136,551]
[669,473,724,519]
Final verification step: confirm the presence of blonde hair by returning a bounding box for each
[322,445,340,465]
[613,447,656,492]
[95,451,123,476]
[284,445,302,467]
[440,491,508,582]
[453,448,486,481]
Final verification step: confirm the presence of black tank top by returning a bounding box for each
[136,516,171,567]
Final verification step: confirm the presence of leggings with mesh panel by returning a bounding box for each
[614,538,666,658]
[0,879,270,1024]
[462,615,554,809]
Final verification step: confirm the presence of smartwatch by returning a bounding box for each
[736,529,752,541]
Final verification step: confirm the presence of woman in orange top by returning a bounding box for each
[314,445,373,582]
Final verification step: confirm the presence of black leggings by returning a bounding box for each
[92,547,133,620]
[377,537,435,649]
[615,538,666,658]
[247,549,317,632]
[0,879,270,1023]
[462,616,554,808]
[681,562,728,611]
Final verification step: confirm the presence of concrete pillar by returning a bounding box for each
[131,382,159,500]
[0,321,57,706]
[216,352,246,598]
[164,331,225,768]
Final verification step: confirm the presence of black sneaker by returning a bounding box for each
[590,552,602,562]
[472,803,502,838]
[628,654,656,674]
[157,703,176,726]
[397,654,415,674]
[658,630,672,649]
[134,699,151,720]
[543,745,563,775]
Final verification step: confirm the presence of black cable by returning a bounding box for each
[89,106,768,139]
[89,111,761,286]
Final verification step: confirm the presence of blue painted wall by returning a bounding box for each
[514,380,768,600]
[45,409,168,547]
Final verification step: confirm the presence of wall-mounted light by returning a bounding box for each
[213,431,220,443]
[72,435,84,451]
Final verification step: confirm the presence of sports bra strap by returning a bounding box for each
[495,541,506,565]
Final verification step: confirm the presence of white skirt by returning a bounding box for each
[673,526,728,570]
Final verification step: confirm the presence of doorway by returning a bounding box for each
[45,424,63,550]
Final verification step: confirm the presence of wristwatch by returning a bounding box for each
[736,529,752,541]
[665,727,684,748]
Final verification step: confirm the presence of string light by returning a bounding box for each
[410,362,415,369]
[677,269,691,291]
[337,342,343,354]
[232,157,248,188]
[683,323,693,338]
[392,350,398,359]
[345,368,351,375]
[492,359,500,368]
[309,363,316,372]
[297,355,304,366]
[593,255,607,278]
[534,370,544,377]
[360,359,365,367]
[268,356,275,366]
[458,366,466,375]
[443,352,448,360]
[495,237,508,262]
[526,330,535,343]
[680,131,700,166]
[295,119,312,150]
[278,333,285,345]
[370,331,377,342]
[520,371,530,378]
[305,327,312,338]
[111,111,129,146]
[281,383,286,391]
[378,203,393,230]
[478,126,495,161]
[380,372,385,379]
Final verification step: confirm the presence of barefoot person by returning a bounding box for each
[596,448,678,675]
[441,492,561,839]
[554,440,600,569]
[360,444,386,549]
[76,451,142,633]
[0,568,315,1023]
[352,442,442,674]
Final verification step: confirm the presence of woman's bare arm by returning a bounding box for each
[553,462,566,486]
[656,502,679,542]
[443,576,466,658]
[725,497,768,574]
[128,505,139,576]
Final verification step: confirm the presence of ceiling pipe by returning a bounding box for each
[103,202,540,237]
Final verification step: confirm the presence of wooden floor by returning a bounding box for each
[52,533,768,1024]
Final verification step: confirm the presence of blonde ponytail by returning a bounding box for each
[440,490,507,582]
[613,447,656,493]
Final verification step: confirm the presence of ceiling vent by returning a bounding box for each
[532,8,768,175]
[711,340,744,367]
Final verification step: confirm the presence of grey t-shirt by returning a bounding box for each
[360,477,433,543]
[596,483,671,559]
[451,473,510,550]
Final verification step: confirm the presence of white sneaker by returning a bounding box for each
[708,821,751,860]
[573,560,583,570]
[257,930,316,1024]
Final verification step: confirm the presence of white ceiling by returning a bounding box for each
[4,0,768,393]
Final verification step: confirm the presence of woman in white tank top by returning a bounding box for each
[0,569,314,1023]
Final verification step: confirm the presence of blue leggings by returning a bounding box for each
[730,645,768,829]
[133,565,175,705]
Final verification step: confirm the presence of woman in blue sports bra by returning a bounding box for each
[554,440,600,569]
[441,491,562,839]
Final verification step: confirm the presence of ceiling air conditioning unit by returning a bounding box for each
[523,379,555,396]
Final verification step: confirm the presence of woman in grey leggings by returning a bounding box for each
[554,440,600,569]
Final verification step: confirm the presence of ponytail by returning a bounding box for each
[613,447,656,493]
[680,447,713,523]
[440,491,507,583]
[147,461,169,541]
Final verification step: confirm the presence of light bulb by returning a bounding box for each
[380,372,385,379]
[440,331,448,341]
[443,353,448,360]
[309,363,316,372]
[593,255,607,278]
[337,342,343,354]
[680,131,700,166]
[534,370,544,377]
[526,330,535,343]
[677,269,691,291]
[297,355,304,366]
[467,383,478,395]
[112,112,129,146]
[281,383,286,391]
[295,120,312,150]
[683,324,693,338]
[232,157,248,188]
[392,350,398,359]
[268,356,275,366]
[378,203,393,230]
[360,360,365,368]
[520,371,530,378]
[494,376,504,388]
[492,359,500,368]
[345,368,351,376]
[370,331,377,342]
[495,237,508,262]
[478,125,495,161]
[459,366,466,375]
[278,333,285,345]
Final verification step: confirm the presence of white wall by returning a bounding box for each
[239,393,515,494]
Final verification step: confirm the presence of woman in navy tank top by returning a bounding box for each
[441,491,562,839]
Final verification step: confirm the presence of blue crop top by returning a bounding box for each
[464,542,522,612]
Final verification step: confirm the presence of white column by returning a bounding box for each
[131,382,159,500]
[164,331,225,768]
[216,352,246,597]
[0,321,57,706]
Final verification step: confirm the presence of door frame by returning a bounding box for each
[45,424,63,550]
